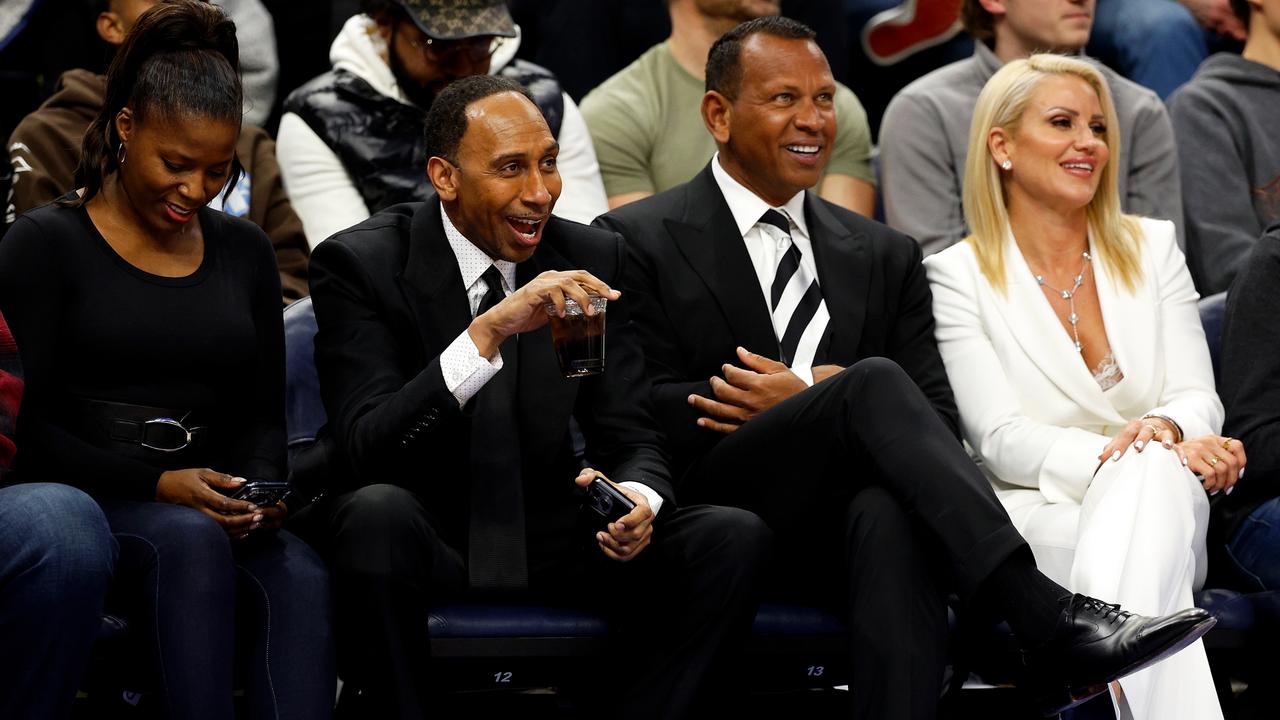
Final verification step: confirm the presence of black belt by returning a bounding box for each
[74,398,212,454]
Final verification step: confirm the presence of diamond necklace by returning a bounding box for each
[1033,251,1092,353]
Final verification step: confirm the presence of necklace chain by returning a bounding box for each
[1034,251,1092,354]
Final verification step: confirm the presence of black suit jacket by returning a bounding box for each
[595,164,958,480]
[309,200,673,556]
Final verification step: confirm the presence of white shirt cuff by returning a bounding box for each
[791,364,815,386]
[619,481,664,517]
[441,329,503,407]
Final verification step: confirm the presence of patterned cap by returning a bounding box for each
[393,0,517,40]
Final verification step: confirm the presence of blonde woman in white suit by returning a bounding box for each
[924,54,1244,720]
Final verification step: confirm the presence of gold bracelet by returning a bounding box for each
[1141,413,1183,444]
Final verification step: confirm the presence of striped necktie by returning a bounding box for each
[759,209,830,368]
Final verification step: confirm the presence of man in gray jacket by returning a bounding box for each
[1169,0,1280,295]
[880,0,1183,255]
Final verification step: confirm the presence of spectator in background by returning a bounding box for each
[1168,0,1280,295]
[0,3,333,716]
[1089,0,1245,100]
[214,0,279,127]
[0,309,117,720]
[5,0,310,304]
[1217,221,1280,592]
[277,0,607,245]
[925,54,1229,720]
[580,0,875,215]
[880,0,1182,255]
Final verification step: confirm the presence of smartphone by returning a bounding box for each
[583,476,636,531]
[228,480,291,507]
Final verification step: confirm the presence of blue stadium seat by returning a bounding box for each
[1199,291,1227,387]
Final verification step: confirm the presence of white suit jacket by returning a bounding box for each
[924,217,1222,506]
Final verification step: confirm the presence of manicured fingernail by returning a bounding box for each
[1110,450,1121,462]
[1135,440,1144,450]
[1239,468,1246,479]
[1226,486,1234,495]
[248,504,259,512]
[1163,441,1172,448]
[233,476,247,484]
[1211,490,1219,496]
[1182,456,1189,466]
[596,533,606,543]
[687,395,696,404]
[253,514,263,522]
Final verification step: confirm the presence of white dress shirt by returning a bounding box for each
[710,153,819,385]
[438,204,664,515]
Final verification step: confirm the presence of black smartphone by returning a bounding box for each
[228,480,291,507]
[583,477,636,531]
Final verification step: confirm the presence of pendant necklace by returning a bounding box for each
[1034,251,1092,353]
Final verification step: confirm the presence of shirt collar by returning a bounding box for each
[440,202,517,293]
[710,153,809,240]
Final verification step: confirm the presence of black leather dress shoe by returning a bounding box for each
[1023,594,1216,716]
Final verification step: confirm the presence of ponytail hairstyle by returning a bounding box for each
[67,0,243,206]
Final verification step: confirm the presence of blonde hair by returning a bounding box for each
[962,54,1143,293]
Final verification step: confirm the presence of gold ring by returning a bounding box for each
[1207,455,1220,466]
[1222,438,1234,451]
[1142,425,1161,436]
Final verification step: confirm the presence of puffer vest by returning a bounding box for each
[285,60,565,214]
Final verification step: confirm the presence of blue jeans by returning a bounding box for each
[0,483,116,720]
[1224,496,1280,591]
[1088,0,1207,99]
[101,501,335,719]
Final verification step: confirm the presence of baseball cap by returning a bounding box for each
[391,0,517,40]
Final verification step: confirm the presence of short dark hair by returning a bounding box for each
[72,0,243,204]
[423,75,537,165]
[1229,0,1250,25]
[960,0,995,41]
[705,16,816,99]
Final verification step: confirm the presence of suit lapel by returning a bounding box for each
[1092,241,1157,411]
[667,168,781,359]
[805,194,868,361]
[397,200,472,361]
[991,234,1123,421]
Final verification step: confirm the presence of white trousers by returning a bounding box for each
[999,445,1222,720]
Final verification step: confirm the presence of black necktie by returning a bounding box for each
[467,266,528,592]
[759,209,830,366]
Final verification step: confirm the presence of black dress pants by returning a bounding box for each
[292,483,771,720]
[687,357,1028,720]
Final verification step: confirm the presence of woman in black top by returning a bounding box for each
[0,2,333,717]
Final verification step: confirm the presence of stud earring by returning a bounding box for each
[1000,159,1012,171]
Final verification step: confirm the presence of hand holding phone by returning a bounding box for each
[575,468,652,562]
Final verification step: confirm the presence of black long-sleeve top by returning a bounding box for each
[1216,221,1280,550]
[0,203,285,500]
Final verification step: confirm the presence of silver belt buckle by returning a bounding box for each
[140,417,201,453]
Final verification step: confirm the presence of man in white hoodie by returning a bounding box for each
[276,0,607,246]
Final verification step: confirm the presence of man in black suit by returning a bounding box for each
[596,16,1216,720]
[300,75,771,719]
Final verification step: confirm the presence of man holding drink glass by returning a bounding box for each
[299,74,771,719]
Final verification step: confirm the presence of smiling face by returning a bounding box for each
[115,109,238,235]
[708,33,836,206]
[432,91,561,263]
[994,73,1110,218]
[990,0,1094,57]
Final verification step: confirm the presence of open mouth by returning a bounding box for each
[506,215,545,244]
[165,202,197,223]
[785,144,821,156]
[1061,161,1095,177]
